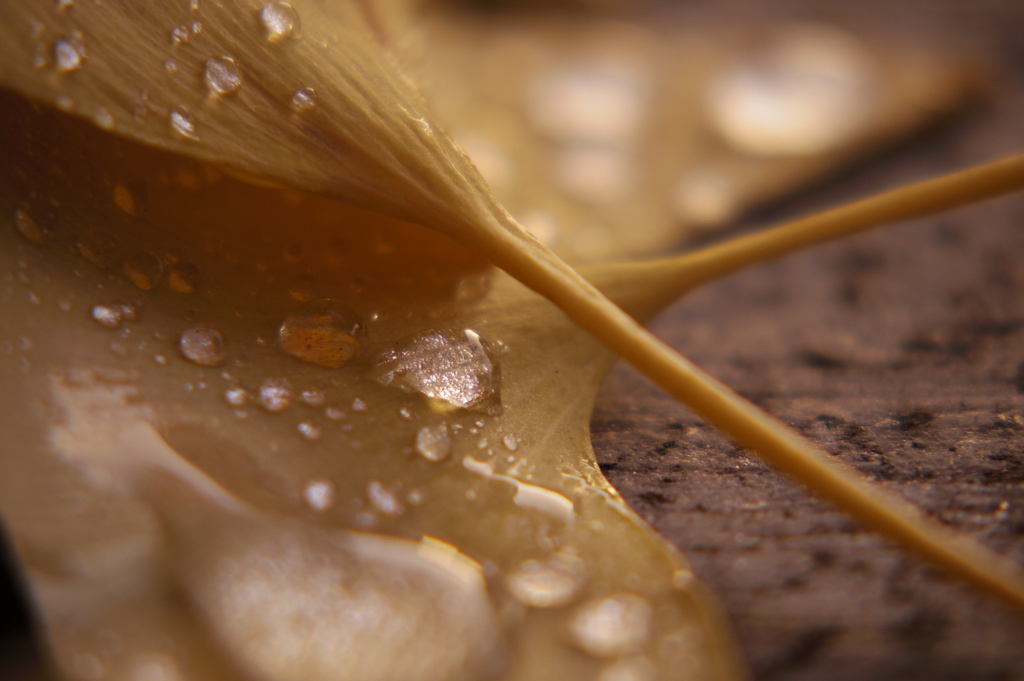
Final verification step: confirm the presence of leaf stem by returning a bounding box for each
[468,154,1024,611]
[653,152,1024,294]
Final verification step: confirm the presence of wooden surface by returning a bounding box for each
[593,1,1024,678]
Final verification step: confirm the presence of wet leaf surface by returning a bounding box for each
[0,91,744,681]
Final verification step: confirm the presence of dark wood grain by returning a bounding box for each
[594,1,1024,678]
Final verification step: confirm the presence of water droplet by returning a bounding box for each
[598,657,656,681]
[179,324,225,367]
[224,386,248,406]
[28,18,45,40]
[170,25,190,46]
[303,479,335,511]
[204,56,242,96]
[553,146,633,204]
[154,354,169,365]
[671,569,695,590]
[168,261,200,293]
[372,328,501,414]
[54,34,86,72]
[164,59,178,73]
[169,106,197,139]
[570,594,652,658]
[259,377,292,412]
[57,300,73,313]
[278,299,364,369]
[455,135,513,192]
[527,61,648,145]
[300,388,325,407]
[672,169,738,228]
[27,292,42,306]
[291,86,317,111]
[123,251,163,290]
[367,481,403,516]
[113,184,136,215]
[93,107,115,130]
[454,273,491,303]
[13,209,47,244]
[259,2,300,42]
[76,233,118,267]
[502,434,519,451]
[520,210,559,247]
[415,423,451,462]
[90,303,136,329]
[707,24,877,156]
[506,552,587,609]
[286,274,317,302]
[190,21,203,35]
[32,43,50,69]
[297,419,322,440]
[398,406,413,420]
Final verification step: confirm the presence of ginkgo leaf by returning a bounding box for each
[0,88,748,681]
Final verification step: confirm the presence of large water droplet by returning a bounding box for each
[54,34,86,72]
[372,329,501,414]
[13,209,48,244]
[259,377,292,412]
[278,300,364,369]
[204,56,243,96]
[291,87,317,111]
[123,251,163,290]
[506,552,587,609]
[169,106,197,139]
[179,324,225,367]
[259,2,300,42]
[570,594,652,658]
[415,423,451,462]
